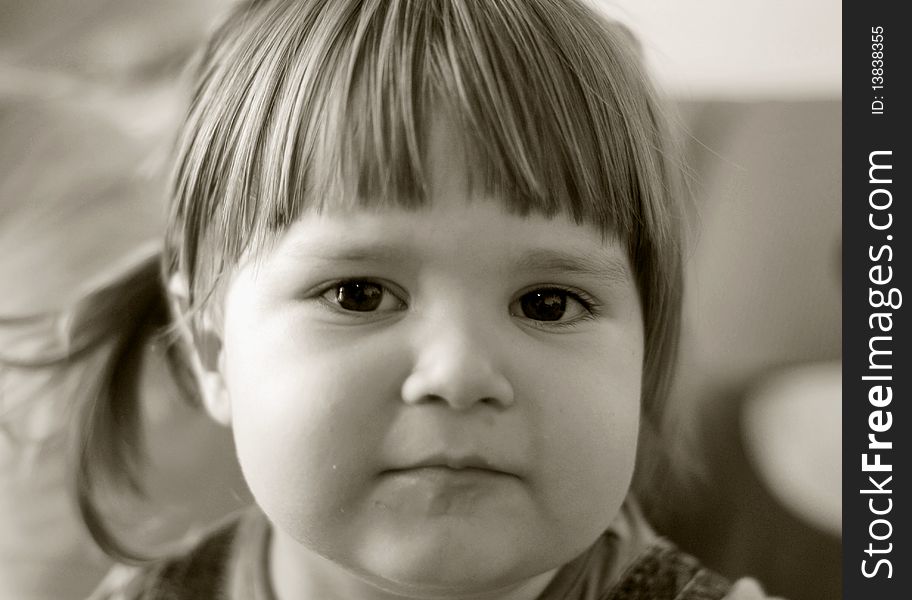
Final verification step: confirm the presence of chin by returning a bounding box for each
[355,521,545,594]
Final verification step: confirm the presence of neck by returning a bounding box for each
[268,528,558,600]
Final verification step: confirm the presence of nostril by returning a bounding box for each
[424,394,447,404]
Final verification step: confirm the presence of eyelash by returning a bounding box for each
[311,279,601,327]
[313,278,407,316]
[514,286,601,331]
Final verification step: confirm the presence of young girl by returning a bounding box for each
[37,0,775,597]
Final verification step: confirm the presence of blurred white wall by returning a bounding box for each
[600,0,841,98]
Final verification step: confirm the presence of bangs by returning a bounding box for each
[170,0,676,296]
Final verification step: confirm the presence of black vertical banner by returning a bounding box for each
[843,2,910,599]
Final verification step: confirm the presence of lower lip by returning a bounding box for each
[377,467,518,515]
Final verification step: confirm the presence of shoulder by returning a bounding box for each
[606,543,731,600]
[540,499,734,600]
[608,545,785,600]
[84,518,240,600]
[602,499,783,599]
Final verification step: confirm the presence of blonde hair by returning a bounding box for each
[73,0,685,560]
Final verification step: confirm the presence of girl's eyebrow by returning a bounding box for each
[286,241,411,265]
[512,249,632,286]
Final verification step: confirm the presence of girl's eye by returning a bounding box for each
[321,280,405,313]
[511,288,593,324]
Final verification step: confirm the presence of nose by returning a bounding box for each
[401,316,515,411]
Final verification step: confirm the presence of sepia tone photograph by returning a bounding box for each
[1,1,840,599]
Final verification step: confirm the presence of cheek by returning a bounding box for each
[221,319,406,548]
[523,337,642,546]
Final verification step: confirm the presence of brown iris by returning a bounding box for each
[335,281,384,311]
[519,289,568,321]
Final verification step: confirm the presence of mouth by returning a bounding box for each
[375,462,522,517]
[383,454,520,479]
[378,466,519,497]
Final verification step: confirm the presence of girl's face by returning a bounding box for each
[211,118,645,597]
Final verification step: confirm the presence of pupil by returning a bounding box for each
[337,282,383,311]
[521,290,566,321]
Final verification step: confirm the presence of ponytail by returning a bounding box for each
[0,243,198,563]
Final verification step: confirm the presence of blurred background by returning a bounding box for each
[0,1,840,599]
